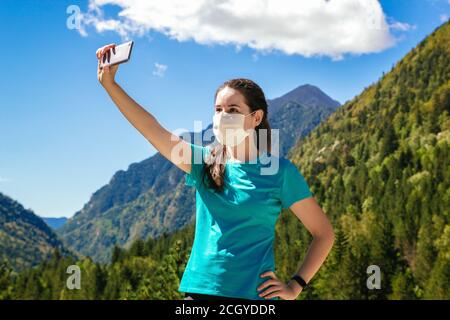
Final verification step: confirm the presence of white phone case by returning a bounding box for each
[99,41,133,69]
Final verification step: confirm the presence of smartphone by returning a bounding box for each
[99,41,133,69]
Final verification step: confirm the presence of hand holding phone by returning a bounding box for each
[97,41,133,87]
[97,41,133,69]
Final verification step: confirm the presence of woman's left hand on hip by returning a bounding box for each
[257,271,302,300]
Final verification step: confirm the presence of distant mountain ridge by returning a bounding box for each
[58,84,340,262]
[0,192,68,271]
[43,217,68,230]
[269,84,341,112]
[268,85,341,156]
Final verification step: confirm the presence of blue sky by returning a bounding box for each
[0,0,449,218]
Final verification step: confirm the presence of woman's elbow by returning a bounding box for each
[314,222,335,247]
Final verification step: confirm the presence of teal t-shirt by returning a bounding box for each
[178,142,313,300]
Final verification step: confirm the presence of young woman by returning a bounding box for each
[97,44,335,301]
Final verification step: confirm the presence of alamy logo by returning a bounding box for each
[366,265,381,290]
[66,5,81,31]
[66,265,81,290]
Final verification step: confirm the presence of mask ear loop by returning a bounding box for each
[243,110,258,136]
[246,110,263,159]
[245,110,257,117]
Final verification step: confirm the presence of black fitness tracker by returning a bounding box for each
[291,275,307,289]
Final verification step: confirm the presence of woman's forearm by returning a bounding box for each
[288,233,334,294]
[101,81,191,173]
[296,234,334,282]
[286,198,335,296]
[103,82,161,143]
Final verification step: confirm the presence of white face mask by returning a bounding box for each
[213,110,256,147]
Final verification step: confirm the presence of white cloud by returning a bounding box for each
[79,0,412,60]
[153,63,168,77]
[77,1,147,39]
[440,14,449,22]
[389,21,416,31]
[0,176,10,183]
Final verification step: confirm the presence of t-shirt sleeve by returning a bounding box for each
[185,142,208,187]
[280,159,313,209]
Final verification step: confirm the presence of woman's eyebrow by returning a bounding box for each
[215,104,241,108]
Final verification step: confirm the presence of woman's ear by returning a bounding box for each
[254,109,264,127]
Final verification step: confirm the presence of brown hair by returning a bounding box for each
[202,78,271,193]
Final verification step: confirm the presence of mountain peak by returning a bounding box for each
[268,83,341,113]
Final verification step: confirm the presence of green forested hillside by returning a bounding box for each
[1,21,448,300]
[287,21,450,299]
[0,217,312,300]
[58,85,339,263]
[0,193,68,271]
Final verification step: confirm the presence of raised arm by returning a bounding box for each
[96,44,192,174]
